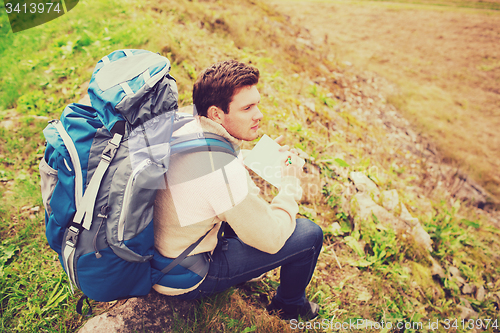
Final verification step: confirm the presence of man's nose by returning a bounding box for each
[254,107,263,121]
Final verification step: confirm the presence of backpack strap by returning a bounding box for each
[63,132,123,292]
[73,132,123,230]
[161,224,216,274]
[50,120,84,207]
[170,132,238,157]
[160,133,238,275]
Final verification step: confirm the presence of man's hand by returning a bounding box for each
[275,135,296,154]
[274,135,303,178]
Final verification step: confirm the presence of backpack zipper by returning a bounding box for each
[93,218,105,258]
[93,206,108,258]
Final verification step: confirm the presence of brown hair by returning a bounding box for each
[193,60,260,117]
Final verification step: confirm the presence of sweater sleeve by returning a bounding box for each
[218,171,302,254]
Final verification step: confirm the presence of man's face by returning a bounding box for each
[218,85,263,141]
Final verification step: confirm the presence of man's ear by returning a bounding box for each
[207,105,224,124]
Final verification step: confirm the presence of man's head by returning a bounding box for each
[193,60,263,141]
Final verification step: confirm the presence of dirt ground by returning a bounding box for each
[269,0,500,201]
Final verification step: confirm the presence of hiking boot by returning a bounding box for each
[266,298,320,321]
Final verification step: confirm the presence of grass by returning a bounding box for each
[1,0,500,331]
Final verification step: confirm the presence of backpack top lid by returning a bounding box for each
[88,49,178,132]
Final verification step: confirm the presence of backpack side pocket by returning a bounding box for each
[39,157,58,217]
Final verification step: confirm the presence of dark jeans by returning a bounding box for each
[174,218,323,308]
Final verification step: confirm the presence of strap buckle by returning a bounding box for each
[101,133,122,163]
[66,226,80,248]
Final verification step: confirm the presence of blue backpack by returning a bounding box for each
[39,50,236,309]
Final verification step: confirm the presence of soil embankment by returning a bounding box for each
[270,0,500,203]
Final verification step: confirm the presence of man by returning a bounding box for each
[153,60,323,320]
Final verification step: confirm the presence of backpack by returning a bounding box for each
[39,49,237,307]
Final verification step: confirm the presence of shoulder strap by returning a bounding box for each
[170,132,238,157]
[161,224,216,274]
[73,133,122,230]
[160,133,237,275]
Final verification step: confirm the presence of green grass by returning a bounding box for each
[1,0,500,331]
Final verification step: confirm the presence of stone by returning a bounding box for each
[0,120,15,130]
[350,172,380,200]
[341,183,357,214]
[299,163,323,204]
[492,292,500,306]
[430,258,445,279]
[351,192,433,251]
[411,224,433,252]
[351,192,404,232]
[380,189,399,212]
[400,203,419,227]
[449,266,466,286]
[325,222,343,236]
[462,283,475,295]
[78,290,193,333]
[475,286,486,302]
[457,305,478,320]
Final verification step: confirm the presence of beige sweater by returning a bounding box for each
[153,117,302,295]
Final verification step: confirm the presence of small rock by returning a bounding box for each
[411,224,433,251]
[475,286,486,302]
[492,292,500,306]
[460,297,472,308]
[0,120,15,130]
[350,171,380,197]
[462,283,475,295]
[299,164,322,204]
[380,189,399,212]
[457,305,478,320]
[356,290,372,302]
[401,204,420,227]
[351,192,403,232]
[430,258,445,279]
[325,222,343,236]
[449,266,466,286]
